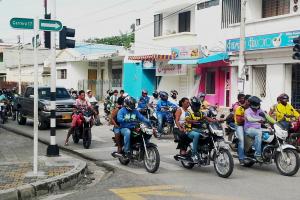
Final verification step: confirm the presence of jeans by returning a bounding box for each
[157,112,167,133]
[187,131,201,156]
[120,128,131,153]
[245,128,262,157]
[236,126,245,160]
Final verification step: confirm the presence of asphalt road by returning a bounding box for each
[1,119,300,200]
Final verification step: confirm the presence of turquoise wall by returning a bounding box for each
[123,62,156,100]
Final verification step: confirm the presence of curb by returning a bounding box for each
[0,125,89,200]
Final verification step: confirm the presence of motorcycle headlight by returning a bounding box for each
[84,116,91,122]
[274,124,288,140]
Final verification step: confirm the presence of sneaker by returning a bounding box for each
[255,156,264,163]
[239,160,245,166]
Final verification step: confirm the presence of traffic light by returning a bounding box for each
[293,36,300,60]
[44,14,51,49]
[59,26,75,49]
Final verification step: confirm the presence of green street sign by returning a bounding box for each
[39,19,62,31]
[10,18,34,29]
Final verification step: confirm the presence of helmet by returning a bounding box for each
[198,92,206,98]
[152,91,159,98]
[108,89,114,96]
[124,96,136,111]
[190,96,201,112]
[170,90,178,98]
[279,93,289,101]
[159,91,168,101]
[248,96,262,109]
[142,89,148,94]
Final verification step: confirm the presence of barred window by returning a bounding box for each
[197,0,219,10]
[252,66,266,98]
[57,69,67,79]
[154,14,163,37]
[206,71,216,94]
[221,0,241,29]
[262,0,290,18]
[179,11,191,32]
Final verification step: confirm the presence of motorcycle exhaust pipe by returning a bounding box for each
[111,152,124,159]
[174,154,190,161]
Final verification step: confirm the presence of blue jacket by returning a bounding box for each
[117,107,151,129]
[137,96,150,109]
[156,100,177,114]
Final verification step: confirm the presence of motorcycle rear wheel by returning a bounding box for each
[72,130,80,144]
[83,129,92,149]
[213,148,234,178]
[275,149,299,176]
[144,146,160,173]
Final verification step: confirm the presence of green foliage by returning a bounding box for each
[85,32,134,49]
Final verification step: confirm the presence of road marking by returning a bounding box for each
[103,160,183,175]
[110,185,186,200]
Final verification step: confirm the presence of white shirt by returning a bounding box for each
[86,95,97,103]
[149,96,159,109]
[169,98,179,106]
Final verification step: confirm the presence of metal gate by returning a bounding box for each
[292,65,300,109]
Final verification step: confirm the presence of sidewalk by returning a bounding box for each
[0,129,87,200]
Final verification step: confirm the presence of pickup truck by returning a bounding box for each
[15,86,75,129]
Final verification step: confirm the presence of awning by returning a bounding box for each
[128,54,175,61]
[198,52,229,64]
[168,59,198,65]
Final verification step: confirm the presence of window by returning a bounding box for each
[252,66,266,98]
[197,0,219,10]
[179,11,191,32]
[136,18,141,26]
[0,53,3,62]
[88,61,99,67]
[112,69,122,87]
[154,14,163,37]
[205,71,215,94]
[221,0,241,29]
[57,69,67,79]
[262,0,290,18]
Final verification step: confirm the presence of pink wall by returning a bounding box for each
[198,67,229,106]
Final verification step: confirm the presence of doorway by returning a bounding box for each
[88,69,97,96]
[292,64,300,109]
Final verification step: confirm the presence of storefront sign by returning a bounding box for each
[226,30,300,52]
[142,60,155,69]
[171,45,202,59]
[156,62,187,76]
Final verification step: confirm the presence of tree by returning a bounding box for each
[85,24,135,49]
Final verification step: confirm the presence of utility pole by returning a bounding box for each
[47,0,59,156]
[238,0,247,93]
[17,35,21,95]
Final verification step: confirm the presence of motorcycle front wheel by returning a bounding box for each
[83,128,92,149]
[143,146,160,173]
[213,148,234,178]
[275,149,299,176]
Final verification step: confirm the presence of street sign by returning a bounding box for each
[10,18,34,29]
[10,18,62,31]
[39,19,62,31]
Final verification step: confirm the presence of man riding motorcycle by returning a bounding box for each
[137,90,150,111]
[198,92,210,112]
[156,91,177,138]
[234,95,250,165]
[275,93,300,130]
[64,90,94,146]
[169,90,179,105]
[244,96,265,162]
[117,96,152,158]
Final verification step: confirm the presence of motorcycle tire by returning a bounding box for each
[143,146,160,173]
[17,111,26,125]
[72,132,80,144]
[213,148,234,178]
[243,160,255,168]
[275,149,299,176]
[11,111,16,121]
[83,128,92,149]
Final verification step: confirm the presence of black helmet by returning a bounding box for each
[190,96,201,112]
[159,91,168,101]
[170,90,178,98]
[248,96,261,109]
[198,92,206,98]
[279,93,289,101]
[124,96,136,111]
[152,91,159,98]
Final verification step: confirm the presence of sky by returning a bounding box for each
[0,0,154,44]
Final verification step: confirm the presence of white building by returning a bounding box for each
[131,0,300,109]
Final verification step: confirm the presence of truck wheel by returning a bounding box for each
[17,111,27,125]
[38,118,49,130]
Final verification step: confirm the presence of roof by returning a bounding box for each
[73,43,123,56]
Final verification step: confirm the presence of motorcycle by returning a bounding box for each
[174,106,234,178]
[155,106,177,138]
[280,118,300,148]
[0,101,8,124]
[72,110,94,149]
[230,113,300,176]
[111,123,160,173]
[90,102,101,126]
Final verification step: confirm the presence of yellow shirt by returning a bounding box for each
[276,103,300,122]
[234,106,245,125]
[185,110,204,131]
[201,100,210,112]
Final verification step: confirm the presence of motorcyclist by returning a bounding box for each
[137,90,150,110]
[275,93,300,130]
[104,89,113,113]
[269,96,281,120]
[234,94,250,166]
[232,93,246,112]
[117,96,152,157]
[244,96,265,163]
[86,90,102,126]
[169,90,179,105]
[109,90,119,110]
[156,91,177,138]
[149,91,159,110]
[117,90,126,107]
[198,92,210,112]
[64,90,93,146]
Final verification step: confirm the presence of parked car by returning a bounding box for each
[15,86,75,129]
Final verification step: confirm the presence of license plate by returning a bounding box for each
[62,114,71,120]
